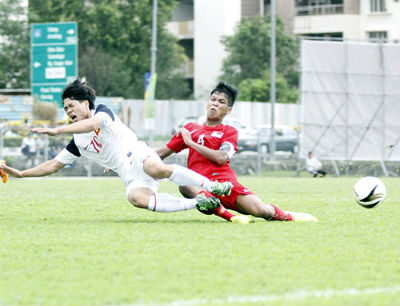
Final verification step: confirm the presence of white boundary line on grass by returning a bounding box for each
[114,286,400,306]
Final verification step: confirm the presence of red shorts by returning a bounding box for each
[214,178,254,211]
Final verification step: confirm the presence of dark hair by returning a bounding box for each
[62,79,96,110]
[210,81,238,106]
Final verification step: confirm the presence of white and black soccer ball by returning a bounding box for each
[353,176,386,209]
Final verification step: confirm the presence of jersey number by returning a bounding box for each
[90,129,102,153]
[197,134,205,146]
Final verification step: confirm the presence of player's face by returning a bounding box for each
[207,92,232,122]
[63,98,91,122]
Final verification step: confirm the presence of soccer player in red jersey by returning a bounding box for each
[157,82,317,223]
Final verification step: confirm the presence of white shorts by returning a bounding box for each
[122,143,160,197]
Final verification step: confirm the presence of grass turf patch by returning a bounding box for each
[0,177,399,306]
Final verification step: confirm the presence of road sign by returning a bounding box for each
[31,22,78,107]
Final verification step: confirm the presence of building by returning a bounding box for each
[293,0,400,42]
[167,0,277,100]
[167,0,400,98]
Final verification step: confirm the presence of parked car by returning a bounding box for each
[172,118,298,153]
[237,125,299,153]
[255,125,299,153]
[237,131,258,152]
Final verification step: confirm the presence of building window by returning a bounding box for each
[302,32,343,41]
[295,0,344,16]
[370,0,386,12]
[171,0,194,22]
[368,31,388,42]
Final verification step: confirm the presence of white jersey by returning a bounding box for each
[55,104,152,180]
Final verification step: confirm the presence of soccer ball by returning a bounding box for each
[353,176,386,209]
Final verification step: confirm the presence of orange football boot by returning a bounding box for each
[0,160,8,183]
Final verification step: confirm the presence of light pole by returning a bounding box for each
[147,0,158,146]
[269,0,276,161]
[151,0,157,78]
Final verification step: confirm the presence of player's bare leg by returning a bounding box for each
[179,185,199,199]
[235,194,317,222]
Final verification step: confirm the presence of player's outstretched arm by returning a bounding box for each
[0,159,65,178]
[31,117,102,136]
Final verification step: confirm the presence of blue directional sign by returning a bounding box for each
[31,22,78,107]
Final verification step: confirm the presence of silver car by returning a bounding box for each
[255,125,299,153]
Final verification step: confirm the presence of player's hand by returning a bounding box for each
[179,127,193,146]
[104,168,110,173]
[176,127,188,137]
[31,127,59,136]
[0,163,23,178]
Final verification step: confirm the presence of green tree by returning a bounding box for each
[238,71,298,102]
[0,0,30,89]
[221,16,299,103]
[29,0,190,99]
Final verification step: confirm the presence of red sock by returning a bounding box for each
[212,205,236,222]
[270,204,293,221]
[198,190,236,222]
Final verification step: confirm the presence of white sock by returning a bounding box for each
[147,193,197,212]
[169,164,213,191]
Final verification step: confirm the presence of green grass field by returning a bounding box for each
[0,176,399,306]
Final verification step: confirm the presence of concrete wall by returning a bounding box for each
[294,14,361,39]
[276,0,296,34]
[344,0,360,14]
[194,0,241,100]
[241,0,260,18]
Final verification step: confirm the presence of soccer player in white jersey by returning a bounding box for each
[0,79,233,213]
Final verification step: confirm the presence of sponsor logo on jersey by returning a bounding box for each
[211,131,224,138]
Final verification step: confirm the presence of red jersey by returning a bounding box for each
[167,122,238,181]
